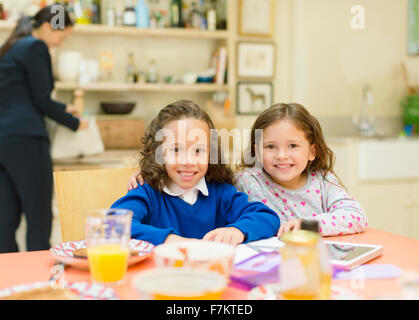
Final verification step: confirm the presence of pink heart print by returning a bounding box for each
[300,201,306,206]
[262,199,267,204]
[315,190,320,194]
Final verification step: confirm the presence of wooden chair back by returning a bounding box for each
[53,167,138,242]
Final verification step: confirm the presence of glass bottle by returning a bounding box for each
[123,0,137,26]
[106,1,115,27]
[189,1,201,29]
[135,0,150,28]
[279,229,321,300]
[91,0,101,24]
[146,59,158,83]
[206,0,216,31]
[126,53,137,83]
[300,219,332,300]
[170,0,183,28]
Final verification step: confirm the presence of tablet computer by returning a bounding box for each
[324,241,383,270]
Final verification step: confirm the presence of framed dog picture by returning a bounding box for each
[237,82,273,115]
[237,42,275,79]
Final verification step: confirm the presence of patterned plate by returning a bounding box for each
[50,239,154,270]
[0,281,118,300]
[248,283,361,300]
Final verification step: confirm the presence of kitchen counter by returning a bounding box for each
[53,149,139,171]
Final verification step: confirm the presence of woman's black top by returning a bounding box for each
[0,35,79,140]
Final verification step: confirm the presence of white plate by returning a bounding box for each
[0,281,118,300]
[50,239,154,270]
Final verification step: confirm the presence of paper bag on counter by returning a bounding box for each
[49,117,105,160]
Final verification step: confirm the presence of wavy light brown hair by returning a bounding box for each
[239,103,344,187]
[139,99,236,192]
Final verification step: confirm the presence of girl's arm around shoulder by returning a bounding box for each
[317,171,368,236]
[111,182,154,216]
[217,182,281,243]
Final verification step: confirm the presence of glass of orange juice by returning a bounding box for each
[85,209,133,285]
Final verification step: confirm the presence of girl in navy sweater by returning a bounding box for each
[111,100,280,246]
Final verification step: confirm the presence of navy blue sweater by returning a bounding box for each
[111,181,281,245]
[0,35,79,140]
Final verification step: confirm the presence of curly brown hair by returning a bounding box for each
[238,102,344,188]
[139,99,236,192]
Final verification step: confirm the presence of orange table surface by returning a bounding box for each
[0,228,418,300]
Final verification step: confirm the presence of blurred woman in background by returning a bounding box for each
[0,4,88,252]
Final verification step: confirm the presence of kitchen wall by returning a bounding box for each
[1,0,414,131]
[270,0,415,138]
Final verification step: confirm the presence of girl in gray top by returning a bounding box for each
[236,103,367,237]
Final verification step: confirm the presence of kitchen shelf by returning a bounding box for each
[75,24,228,39]
[55,81,229,92]
[0,20,228,40]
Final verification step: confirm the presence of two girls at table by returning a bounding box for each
[113,99,367,246]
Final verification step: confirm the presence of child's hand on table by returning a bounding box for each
[203,227,245,246]
[128,170,143,190]
[277,219,302,238]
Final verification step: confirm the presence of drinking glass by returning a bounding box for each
[85,209,133,285]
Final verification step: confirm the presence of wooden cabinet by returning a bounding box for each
[356,182,412,238]
[410,184,419,240]
[96,117,144,149]
[329,137,419,240]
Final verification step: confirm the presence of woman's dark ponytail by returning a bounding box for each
[0,4,73,60]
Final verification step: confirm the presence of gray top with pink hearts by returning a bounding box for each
[235,167,367,236]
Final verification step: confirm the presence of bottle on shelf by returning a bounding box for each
[123,0,137,27]
[146,59,158,83]
[126,52,137,83]
[170,0,183,28]
[105,1,115,27]
[91,0,101,24]
[189,0,202,29]
[199,0,206,29]
[60,0,76,23]
[206,0,217,31]
[135,0,150,29]
[74,0,91,24]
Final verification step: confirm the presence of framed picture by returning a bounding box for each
[239,0,275,37]
[237,82,273,115]
[408,0,419,55]
[237,42,275,79]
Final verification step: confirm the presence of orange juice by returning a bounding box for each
[319,271,332,300]
[87,244,129,283]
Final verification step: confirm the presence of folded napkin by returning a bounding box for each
[334,264,403,280]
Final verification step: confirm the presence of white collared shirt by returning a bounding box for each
[163,177,209,205]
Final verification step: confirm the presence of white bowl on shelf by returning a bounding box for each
[57,51,83,82]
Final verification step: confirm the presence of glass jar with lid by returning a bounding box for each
[279,229,321,300]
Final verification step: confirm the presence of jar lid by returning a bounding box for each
[281,230,319,246]
[300,219,320,233]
